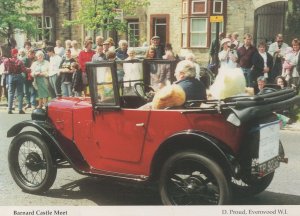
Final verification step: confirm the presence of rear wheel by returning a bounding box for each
[159,152,231,205]
[8,131,57,193]
[231,172,274,197]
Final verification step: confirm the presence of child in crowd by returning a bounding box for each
[282,47,294,81]
[71,62,83,97]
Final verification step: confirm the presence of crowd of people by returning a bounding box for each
[0,31,299,114]
[0,35,191,114]
[210,32,300,93]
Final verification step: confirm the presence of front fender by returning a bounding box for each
[7,120,54,138]
[7,120,90,173]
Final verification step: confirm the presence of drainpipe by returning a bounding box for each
[68,0,72,39]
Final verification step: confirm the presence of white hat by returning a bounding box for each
[221,38,231,47]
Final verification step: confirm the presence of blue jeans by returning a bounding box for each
[61,82,72,97]
[24,81,37,106]
[241,68,252,87]
[8,74,24,111]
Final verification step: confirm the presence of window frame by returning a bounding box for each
[127,20,140,47]
[191,0,207,14]
[181,18,188,48]
[213,0,223,14]
[181,0,226,49]
[44,16,52,29]
[190,18,208,48]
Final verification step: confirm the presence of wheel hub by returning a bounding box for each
[185,176,205,192]
[25,152,44,172]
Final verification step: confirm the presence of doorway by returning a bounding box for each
[254,1,288,45]
[150,15,169,46]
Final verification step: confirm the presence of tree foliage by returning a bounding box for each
[65,0,149,33]
[285,0,300,43]
[0,0,38,42]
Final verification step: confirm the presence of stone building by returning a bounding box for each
[12,0,295,63]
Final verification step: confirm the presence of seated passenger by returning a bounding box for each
[141,60,207,109]
[174,60,207,101]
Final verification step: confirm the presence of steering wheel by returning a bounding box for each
[133,83,155,101]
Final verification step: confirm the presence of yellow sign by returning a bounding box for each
[210,16,224,23]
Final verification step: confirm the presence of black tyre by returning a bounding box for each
[231,172,274,197]
[159,152,231,205]
[8,131,57,193]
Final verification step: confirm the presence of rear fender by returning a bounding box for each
[151,131,238,180]
[7,120,90,173]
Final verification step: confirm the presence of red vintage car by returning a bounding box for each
[7,60,300,205]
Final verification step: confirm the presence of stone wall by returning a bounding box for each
[146,0,182,54]
[55,0,83,45]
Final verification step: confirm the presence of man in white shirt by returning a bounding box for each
[268,34,289,79]
[46,46,62,98]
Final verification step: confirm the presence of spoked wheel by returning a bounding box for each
[8,131,57,193]
[159,152,231,205]
[231,172,274,197]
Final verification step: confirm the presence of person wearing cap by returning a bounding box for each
[218,38,238,69]
[237,33,257,87]
[150,35,165,59]
[3,48,27,114]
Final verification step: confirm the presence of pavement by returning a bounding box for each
[0,99,34,114]
[1,99,300,131]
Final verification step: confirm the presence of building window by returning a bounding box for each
[192,0,207,14]
[45,16,52,28]
[36,16,43,41]
[182,18,188,47]
[213,0,223,14]
[190,18,207,47]
[181,0,226,48]
[44,16,53,41]
[35,16,53,41]
[211,22,224,41]
[128,21,140,47]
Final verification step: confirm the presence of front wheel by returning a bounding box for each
[159,152,231,205]
[8,131,57,193]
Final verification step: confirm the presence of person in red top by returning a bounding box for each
[78,40,95,90]
[3,48,26,114]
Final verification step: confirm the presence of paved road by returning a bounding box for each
[0,111,300,205]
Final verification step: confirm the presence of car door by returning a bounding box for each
[94,109,150,162]
[86,61,150,164]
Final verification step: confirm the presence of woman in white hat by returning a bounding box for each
[218,37,238,69]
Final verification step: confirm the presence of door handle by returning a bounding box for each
[136,123,144,127]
